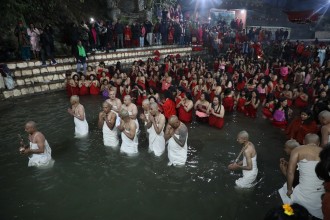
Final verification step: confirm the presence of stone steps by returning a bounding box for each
[2,45,193,99]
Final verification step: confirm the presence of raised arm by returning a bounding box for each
[173,124,188,147]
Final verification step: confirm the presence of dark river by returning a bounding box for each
[0,91,286,220]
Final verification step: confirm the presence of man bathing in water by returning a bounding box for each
[122,95,139,136]
[98,101,119,147]
[228,130,258,188]
[117,109,138,155]
[165,115,188,166]
[20,121,53,167]
[106,89,122,113]
[67,95,89,137]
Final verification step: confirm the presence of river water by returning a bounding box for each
[0,92,286,220]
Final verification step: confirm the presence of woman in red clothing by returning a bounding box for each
[194,92,210,123]
[68,73,80,96]
[262,93,275,119]
[207,96,225,129]
[161,90,176,120]
[135,71,146,90]
[89,74,100,95]
[223,88,235,113]
[244,90,260,118]
[285,108,318,144]
[193,78,207,101]
[236,89,247,113]
[177,92,194,123]
[282,84,293,107]
[179,75,189,90]
[294,85,309,109]
[78,75,90,96]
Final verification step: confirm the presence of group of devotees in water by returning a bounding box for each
[18,91,330,219]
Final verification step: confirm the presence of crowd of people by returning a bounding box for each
[17,16,330,219]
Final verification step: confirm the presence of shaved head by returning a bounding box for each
[120,109,129,119]
[238,130,249,140]
[284,139,300,149]
[304,133,320,145]
[26,121,37,129]
[70,95,79,103]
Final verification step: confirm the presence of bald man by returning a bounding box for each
[117,109,138,155]
[122,95,139,136]
[145,102,166,156]
[140,98,150,129]
[67,95,89,137]
[165,115,188,166]
[281,133,324,219]
[319,110,330,147]
[228,131,258,188]
[106,90,122,113]
[20,121,54,167]
[98,101,119,147]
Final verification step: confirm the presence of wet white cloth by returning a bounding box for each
[28,135,53,167]
[102,121,119,147]
[120,129,138,155]
[74,117,89,137]
[167,134,188,166]
[148,121,165,156]
[278,159,324,219]
[235,155,258,188]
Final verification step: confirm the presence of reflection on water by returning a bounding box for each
[0,91,286,220]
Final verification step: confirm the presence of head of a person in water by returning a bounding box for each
[315,143,330,182]
[25,121,37,135]
[150,102,159,117]
[318,110,330,125]
[102,101,112,114]
[303,133,320,146]
[108,89,116,100]
[264,203,310,220]
[283,139,299,155]
[168,115,180,129]
[119,109,130,121]
[142,99,150,111]
[70,95,80,105]
[123,95,132,106]
[237,130,249,145]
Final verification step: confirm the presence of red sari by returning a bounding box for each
[285,117,318,144]
[294,96,308,108]
[90,81,100,95]
[208,105,224,129]
[262,103,274,119]
[79,82,90,96]
[162,99,176,119]
[236,97,246,113]
[178,105,192,123]
[223,96,235,112]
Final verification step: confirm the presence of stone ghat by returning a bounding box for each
[2,45,192,99]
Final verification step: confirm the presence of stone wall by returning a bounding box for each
[2,46,192,99]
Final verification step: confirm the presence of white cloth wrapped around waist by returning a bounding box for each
[235,155,258,188]
[120,129,138,155]
[167,134,188,166]
[28,140,54,168]
[102,121,119,147]
[74,117,89,137]
[278,159,324,219]
[148,123,165,157]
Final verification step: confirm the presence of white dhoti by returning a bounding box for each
[28,140,54,168]
[120,129,138,155]
[278,160,324,219]
[74,117,89,137]
[167,134,188,166]
[102,121,119,147]
[235,155,258,188]
[148,123,165,156]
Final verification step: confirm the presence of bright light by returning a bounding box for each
[90,17,94,23]
[208,17,211,20]
[241,9,245,14]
